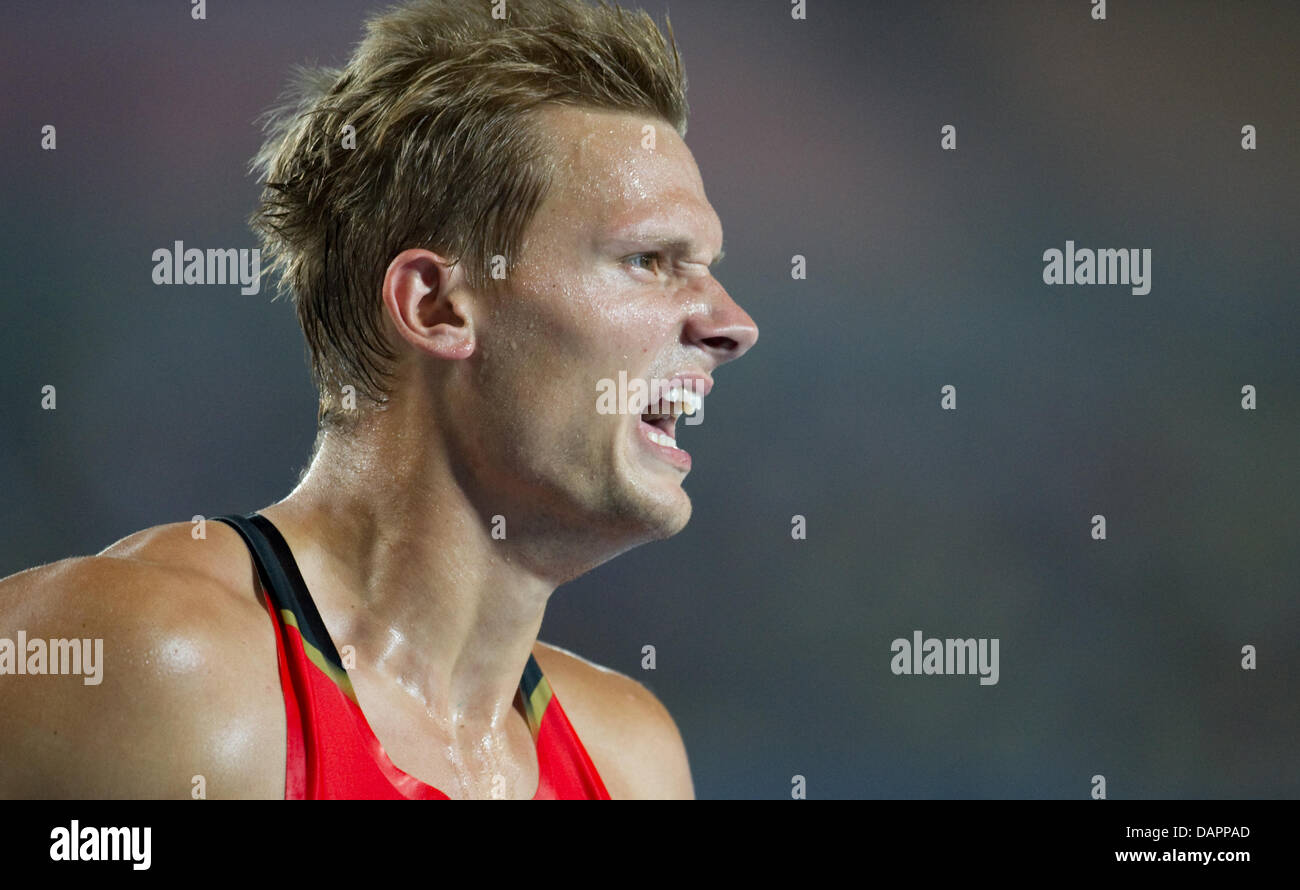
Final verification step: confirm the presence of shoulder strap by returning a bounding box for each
[210,512,347,672]
[519,653,552,738]
[213,512,538,724]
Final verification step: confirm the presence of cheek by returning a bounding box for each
[465,341,603,463]
[482,271,676,443]
[495,302,637,393]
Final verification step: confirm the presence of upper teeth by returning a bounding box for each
[658,385,703,417]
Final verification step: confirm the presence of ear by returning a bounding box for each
[381,248,476,361]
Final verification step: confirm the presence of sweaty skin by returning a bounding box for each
[0,105,757,799]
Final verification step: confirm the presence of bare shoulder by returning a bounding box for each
[0,521,284,798]
[532,640,694,799]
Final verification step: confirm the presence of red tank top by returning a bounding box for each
[214,512,611,800]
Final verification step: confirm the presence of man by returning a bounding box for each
[0,0,756,799]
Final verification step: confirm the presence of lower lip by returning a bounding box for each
[637,420,691,470]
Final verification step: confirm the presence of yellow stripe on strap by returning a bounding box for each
[280,608,358,703]
[525,675,553,738]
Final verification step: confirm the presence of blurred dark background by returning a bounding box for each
[2,0,1296,798]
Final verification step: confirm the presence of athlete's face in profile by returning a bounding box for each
[457,105,757,552]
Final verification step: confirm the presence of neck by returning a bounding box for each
[259,411,559,734]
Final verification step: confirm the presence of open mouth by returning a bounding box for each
[639,385,703,452]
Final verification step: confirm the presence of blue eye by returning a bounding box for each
[627,252,662,273]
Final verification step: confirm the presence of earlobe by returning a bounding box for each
[382,248,476,361]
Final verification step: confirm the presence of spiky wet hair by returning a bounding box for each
[250,0,688,430]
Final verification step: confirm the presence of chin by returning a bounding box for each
[648,502,692,540]
[588,428,697,542]
[632,484,693,540]
[595,481,692,545]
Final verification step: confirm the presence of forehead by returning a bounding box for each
[531,104,719,242]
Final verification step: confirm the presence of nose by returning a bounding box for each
[683,281,759,365]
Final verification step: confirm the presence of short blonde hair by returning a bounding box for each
[250,0,688,430]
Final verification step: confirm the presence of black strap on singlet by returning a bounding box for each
[210,512,346,669]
